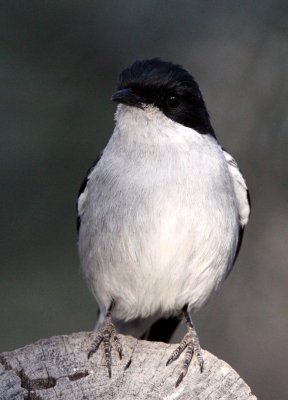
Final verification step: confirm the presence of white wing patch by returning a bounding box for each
[223,150,250,227]
[77,155,102,232]
[77,168,95,221]
[77,188,88,219]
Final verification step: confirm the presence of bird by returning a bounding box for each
[77,58,250,386]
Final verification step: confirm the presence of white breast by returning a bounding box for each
[78,105,239,321]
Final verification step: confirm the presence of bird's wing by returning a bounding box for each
[77,151,103,233]
[146,152,251,337]
[223,149,251,272]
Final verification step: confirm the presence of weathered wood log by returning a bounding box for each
[0,331,256,399]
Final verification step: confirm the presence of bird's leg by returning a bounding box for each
[88,300,122,378]
[166,305,204,386]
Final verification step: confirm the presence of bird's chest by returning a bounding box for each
[90,142,235,260]
[90,114,235,236]
[85,146,237,317]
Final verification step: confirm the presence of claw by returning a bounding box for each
[87,335,103,359]
[115,342,123,359]
[112,327,123,359]
[167,306,204,386]
[199,358,204,373]
[166,357,173,366]
[166,333,189,366]
[87,302,123,378]
[175,372,184,387]
[87,349,94,360]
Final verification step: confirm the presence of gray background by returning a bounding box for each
[1,1,287,399]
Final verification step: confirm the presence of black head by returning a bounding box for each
[111,58,215,136]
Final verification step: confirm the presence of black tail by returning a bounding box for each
[144,317,180,343]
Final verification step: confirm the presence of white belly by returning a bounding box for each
[78,136,239,321]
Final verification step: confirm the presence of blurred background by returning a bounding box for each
[1,1,287,398]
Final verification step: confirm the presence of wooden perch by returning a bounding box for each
[0,331,256,399]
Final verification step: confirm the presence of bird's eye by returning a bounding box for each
[167,96,180,108]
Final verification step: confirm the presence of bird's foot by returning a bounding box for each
[166,309,203,386]
[88,306,122,378]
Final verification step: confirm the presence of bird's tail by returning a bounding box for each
[95,311,180,343]
[143,317,181,343]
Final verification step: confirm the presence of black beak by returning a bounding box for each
[111,88,143,108]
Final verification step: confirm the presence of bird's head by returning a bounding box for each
[111,58,214,137]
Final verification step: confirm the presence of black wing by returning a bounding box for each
[233,189,251,265]
[77,151,103,233]
[223,150,251,276]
